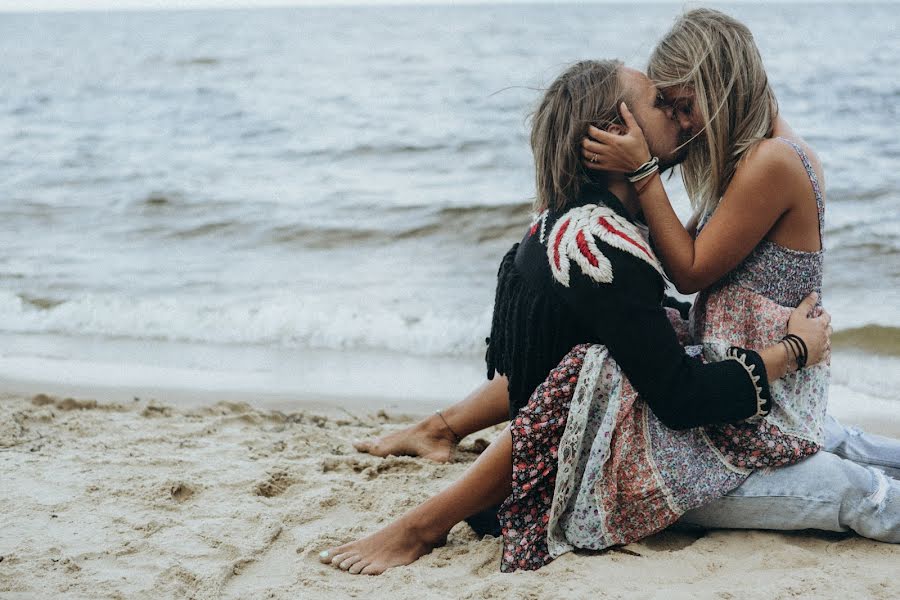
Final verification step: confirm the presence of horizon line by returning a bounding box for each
[1,0,892,15]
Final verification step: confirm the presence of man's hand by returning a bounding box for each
[581,102,651,173]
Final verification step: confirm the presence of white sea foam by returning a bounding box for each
[0,290,493,356]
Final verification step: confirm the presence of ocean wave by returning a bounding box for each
[175,57,222,67]
[261,202,531,249]
[120,194,532,249]
[265,224,387,249]
[296,138,497,160]
[2,285,897,362]
[17,294,65,310]
[832,325,900,357]
[165,220,246,240]
[0,290,492,356]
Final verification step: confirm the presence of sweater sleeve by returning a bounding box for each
[559,240,771,430]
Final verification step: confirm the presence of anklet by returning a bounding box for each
[435,410,462,443]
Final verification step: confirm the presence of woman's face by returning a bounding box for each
[661,85,703,138]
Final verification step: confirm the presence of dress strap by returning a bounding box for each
[774,136,825,247]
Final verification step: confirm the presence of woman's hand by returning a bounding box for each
[786,292,832,367]
[582,102,652,174]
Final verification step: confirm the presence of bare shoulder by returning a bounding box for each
[770,116,825,180]
[740,137,806,177]
[731,138,817,206]
[784,136,826,195]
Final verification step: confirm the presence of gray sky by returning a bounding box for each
[0,0,876,13]
[5,0,592,11]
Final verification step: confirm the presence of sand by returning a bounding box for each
[0,391,897,600]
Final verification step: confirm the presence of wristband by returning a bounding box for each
[626,156,659,183]
[634,170,660,195]
[781,333,808,370]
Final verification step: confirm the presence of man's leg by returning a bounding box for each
[354,376,510,462]
[320,427,513,575]
[678,450,900,543]
[823,414,900,479]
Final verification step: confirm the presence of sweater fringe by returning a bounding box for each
[486,244,578,417]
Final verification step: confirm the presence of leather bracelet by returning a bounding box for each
[780,339,797,373]
[781,333,808,370]
[634,170,660,195]
[781,337,798,371]
[626,156,659,183]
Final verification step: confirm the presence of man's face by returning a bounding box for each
[618,67,690,169]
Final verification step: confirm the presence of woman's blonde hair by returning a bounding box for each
[530,59,625,213]
[648,8,778,217]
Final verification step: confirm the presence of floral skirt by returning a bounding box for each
[498,345,587,572]
[498,344,748,572]
[498,333,824,572]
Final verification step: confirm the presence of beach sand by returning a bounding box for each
[1,390,897,600]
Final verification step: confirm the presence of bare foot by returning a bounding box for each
[318,516,446,575]
[354,414,457,463]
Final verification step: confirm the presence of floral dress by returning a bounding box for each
[498,138,828,572]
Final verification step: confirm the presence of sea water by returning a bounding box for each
[0,3,897,408]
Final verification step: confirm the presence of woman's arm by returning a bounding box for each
[631,144,802,293]
[582,104,803,293]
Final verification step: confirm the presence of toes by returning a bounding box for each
[348,559,371,575]
[352,439,371,452]
[329,551,354,566]
[360,563,384,576]
[339,554,361,571]
[318,547,349,564]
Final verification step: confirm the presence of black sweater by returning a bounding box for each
[485,188,770,429]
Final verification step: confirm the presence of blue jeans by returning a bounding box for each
[678,415,900,542]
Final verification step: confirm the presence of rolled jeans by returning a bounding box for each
[678,415,900,542]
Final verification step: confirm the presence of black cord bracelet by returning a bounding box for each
[782,333,808,370]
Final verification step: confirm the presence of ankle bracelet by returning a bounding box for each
[435,410,462,443]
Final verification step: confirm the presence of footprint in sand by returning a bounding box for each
[255,469,295,498]
[169,482,196,502]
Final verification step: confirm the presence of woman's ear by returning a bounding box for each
[607,124,626,135]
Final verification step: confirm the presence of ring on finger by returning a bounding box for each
[590,153,598,163]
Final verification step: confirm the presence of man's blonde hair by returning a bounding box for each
[530,60,625,213]
[648,8,778,217]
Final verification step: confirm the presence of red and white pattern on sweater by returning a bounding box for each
[529,210,549,244]
[546,204,664,287]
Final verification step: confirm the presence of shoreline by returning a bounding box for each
[1,377,898,438]
[1,331,898,430]
[0,345,897,438]
[0,332,488,417]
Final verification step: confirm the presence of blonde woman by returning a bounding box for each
[583,8,899,537]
